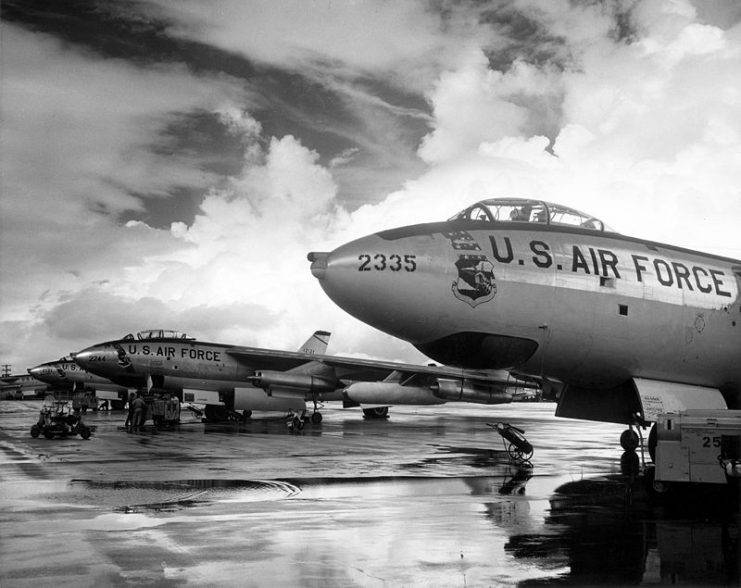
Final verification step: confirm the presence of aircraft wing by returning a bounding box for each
[227,346,533,386]
[225,347,324,371]
[310,354,526,386]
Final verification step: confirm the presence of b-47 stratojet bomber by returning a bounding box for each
[309,197,740,456]
[28,357,130,409]
[74,328,533,422]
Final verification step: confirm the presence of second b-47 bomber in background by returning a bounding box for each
[73,328,535,422]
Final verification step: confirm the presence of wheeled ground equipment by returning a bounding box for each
[30,399,93,440]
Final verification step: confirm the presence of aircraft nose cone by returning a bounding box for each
[309,230,449,343]
[27,366,43,378]
[307,251,328,280]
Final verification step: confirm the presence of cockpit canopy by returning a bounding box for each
[450,198,613,232]
[121,330,194,341]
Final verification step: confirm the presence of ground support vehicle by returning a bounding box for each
[30,400,94,440]
[651,410,741,494]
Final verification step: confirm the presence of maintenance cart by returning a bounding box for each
[651,409,741,493]
[31,398,93,440]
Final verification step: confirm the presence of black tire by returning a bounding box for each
[363,407,389,419]
[30,425,40,438]
[204,404,227,422]
[79,427,91,440]
[643,466,670,500]
[311,412,323,424]
[620,428,639,452]
[242,410,252,421]
[43,429,54,439]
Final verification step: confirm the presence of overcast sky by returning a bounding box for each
[2,0,740,372]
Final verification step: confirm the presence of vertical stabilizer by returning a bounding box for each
[298,330,331,355]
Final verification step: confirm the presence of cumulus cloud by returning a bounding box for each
[2,0,740,372]
[0,25,248,310]
[153,0,484,92]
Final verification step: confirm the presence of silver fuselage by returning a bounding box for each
[311,221,740,402]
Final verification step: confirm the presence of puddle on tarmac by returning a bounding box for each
[49,473,543,514]
[59,479,302,512]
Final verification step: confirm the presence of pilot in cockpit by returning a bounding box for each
[510,206,531,222]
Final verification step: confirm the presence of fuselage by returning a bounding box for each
[310,199,741,412]
[72,330,337,414]
[74,335,256,393]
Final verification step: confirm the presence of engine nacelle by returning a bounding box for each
[343,382,444,406]
[431,378,513,404]
[250,371,337,392]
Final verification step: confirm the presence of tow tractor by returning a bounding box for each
[649,409,741,494]
[30,398,94,440]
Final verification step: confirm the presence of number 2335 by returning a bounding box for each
[358,253,416,272]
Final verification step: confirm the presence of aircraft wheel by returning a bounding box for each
[620,428,639,452]
[643,467,670,500]
[30,425,40,438]
[204,405,227,422]
[311,412,322,424]
[242,410,252,421]
[79,426,91,440]
[647,424,657,463]
[43,429,54,439]
[363,407,388,419]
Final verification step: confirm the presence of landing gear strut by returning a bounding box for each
[309,392,323,424]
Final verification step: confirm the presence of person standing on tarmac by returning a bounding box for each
[131,393,146,432]
[124,392,136,431]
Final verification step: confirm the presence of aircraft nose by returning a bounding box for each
[308,251,328,280]
[27,365,44,379]
[74,346,113,372]
[308,230,449,343]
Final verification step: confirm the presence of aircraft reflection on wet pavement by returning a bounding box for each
[309,197,741,462]
[2,400,739,585]
[73,328,537,423]
[508,476,740,585]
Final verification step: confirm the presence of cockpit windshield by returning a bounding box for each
[120,330,193,341]
[449,198,612,232]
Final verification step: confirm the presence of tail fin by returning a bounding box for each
[298,330,331,355]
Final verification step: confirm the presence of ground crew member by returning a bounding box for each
[131,393,146,432]
[124,392,136,431]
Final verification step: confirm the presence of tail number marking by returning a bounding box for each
[358,254,416,272]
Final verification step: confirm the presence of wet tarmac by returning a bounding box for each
[1,401,739,587]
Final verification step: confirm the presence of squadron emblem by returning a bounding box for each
[452,254,497,307]
[443,230,498,307]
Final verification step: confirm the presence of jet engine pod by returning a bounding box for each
[250,371,337,392]
[431,378,513,404]
[343,382,444,405]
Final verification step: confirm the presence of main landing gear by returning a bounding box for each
[618,419,658,476]
[362,407,389,420]
[308,393,324,424]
